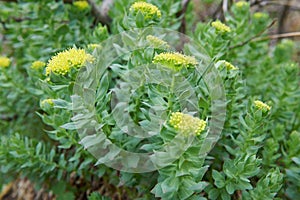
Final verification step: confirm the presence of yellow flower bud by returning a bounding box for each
[31,61,46,70]
[153,52,198,70]
[146,35,170,49]
[41,99,54,107]
[73,1,89,11]
[253,12,268,20]
[254,100,271,112]
[211,20,231,33]
[235,1,248,8]
[221,60,238,70]
[87,43,100,50]
[169,112,206,136]
[0,56,11,68]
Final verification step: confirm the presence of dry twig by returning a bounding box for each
[254,31,300,41]
[176,0,191,33]
[229,19,277,49]
[87,0,113,26]
[277,0,291,34]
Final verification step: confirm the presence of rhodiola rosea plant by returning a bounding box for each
[0,0,299,199]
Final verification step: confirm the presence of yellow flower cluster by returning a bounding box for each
[46,48,93,76]
[235,1,248,8]
[254,100,271,112]
[169,112,206,136]
[222,60,238,70]
[73,1,89,10]
[130,2,161,19]
[41,99,54,107]
[0,56,11,68]
[211,20,231,33]
[146,35,170,49]
[153,52,198,70]
[31,61,46,70]
[253,12,268,20]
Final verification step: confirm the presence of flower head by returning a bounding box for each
[73,1,89,11]
[87,43,100,50]
[146,35,170,49]
[254,100,271,112]
[0,56,11,68]
[221,60,238,70]
[41,99,54,107]
[235,1,248,8]
[153,52,198,70]
[31,61,46,70]
[253,12,268,20]
[130,2,161,19]
[211,20,231,33]
[169,112,206,136]
[46,48,93,76]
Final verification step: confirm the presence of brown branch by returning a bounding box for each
[212,2,224,20]
[229,19,277,50]
[11,17,35,22]
[264,0,299,7]
[251,0,300,10]
[87,0,113,26]
[250,0,263,7]
[222,0,229,14]
[277,0,291,34]
[57,0,113,27]
[0,114,18,121]
[254,32,300,41]
[176,0,191,33]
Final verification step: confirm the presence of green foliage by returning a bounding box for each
[88,192,111,200]
[0,0,299,199]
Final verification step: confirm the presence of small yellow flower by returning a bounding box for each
[146,35,170,49]
[169,112,206,136]
[130,2,161,19]
[73,1,89,10]
[46,47,94,76]
[153,52,198,70]
[87,43,100,50]
[235,1,248,8]
[253,12,268,20]
[211,20,231,33]
[31,61,46,70]
[221,60,238,70]
[41,99,54,107]
[254,100,271,112]
[0,56,11,68]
